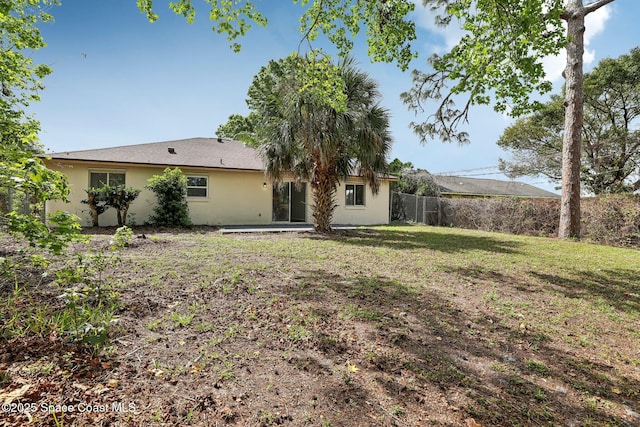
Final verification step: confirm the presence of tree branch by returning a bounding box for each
[584,0,617,15]
[298,0,325,54]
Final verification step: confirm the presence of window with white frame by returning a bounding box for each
[186,176,208,197]
[89,171,125,189]
[345,184,365,206]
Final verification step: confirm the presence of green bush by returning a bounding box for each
[112,225,133,249]
[146,168,192,227]
[107,186,141,226]
[393,171,440,196]
[82,188,110,226]
[82,185,140,226]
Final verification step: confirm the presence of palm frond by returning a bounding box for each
[251,53,393,228]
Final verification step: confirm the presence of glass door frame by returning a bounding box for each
[272,182,307,223]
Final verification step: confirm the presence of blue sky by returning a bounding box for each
[31,0,638,193]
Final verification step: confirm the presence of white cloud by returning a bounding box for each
[584,4,611,64]
[410,0,465,54]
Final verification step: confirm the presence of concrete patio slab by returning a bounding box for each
[219,224,358,233]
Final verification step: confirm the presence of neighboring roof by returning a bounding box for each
[433,175,559,198]
[47,137,264,171]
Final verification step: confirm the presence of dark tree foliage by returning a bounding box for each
[498,48,640,195]
[216,113,258,146]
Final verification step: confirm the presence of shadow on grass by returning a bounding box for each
[288,269,639,426]
[530,269,640,315]
[314,228,524,254]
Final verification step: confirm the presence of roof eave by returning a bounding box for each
[44,157,265,173]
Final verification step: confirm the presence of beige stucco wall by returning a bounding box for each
[44,160,390,227]
[197,170,271,225]
[45,162,157,227]
[332,179,390,225]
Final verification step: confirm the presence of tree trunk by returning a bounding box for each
[312,171,337,233]
[559,0,585,239]
[121,206,129,226]
[116,208,124,226]
[87,193,100,227]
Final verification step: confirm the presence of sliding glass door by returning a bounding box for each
[272,182,306,223]
[272,183,291,222]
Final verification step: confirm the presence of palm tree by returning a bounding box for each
[254,55,392,232]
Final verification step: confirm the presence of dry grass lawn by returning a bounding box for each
[1,225,639,426]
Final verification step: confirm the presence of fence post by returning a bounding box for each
[422,196,426,223]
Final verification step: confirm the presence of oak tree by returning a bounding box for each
[498,48,640,194]
[1,0,80,253]
[137,0,417,69]
[401,0,616,238]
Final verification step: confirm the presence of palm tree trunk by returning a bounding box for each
[312,171,337,233]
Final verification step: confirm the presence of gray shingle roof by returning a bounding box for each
[48,137,264,171]
[433,175,559,198]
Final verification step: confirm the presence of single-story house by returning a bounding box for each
[432,175,559,198]
[44,137,394,227]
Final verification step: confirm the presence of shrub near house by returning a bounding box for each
[83,186,140,227]
[146,168,192,227]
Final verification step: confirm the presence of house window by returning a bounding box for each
[187,176,208,198]
[345,184,365,206]
[89,171,125,189]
